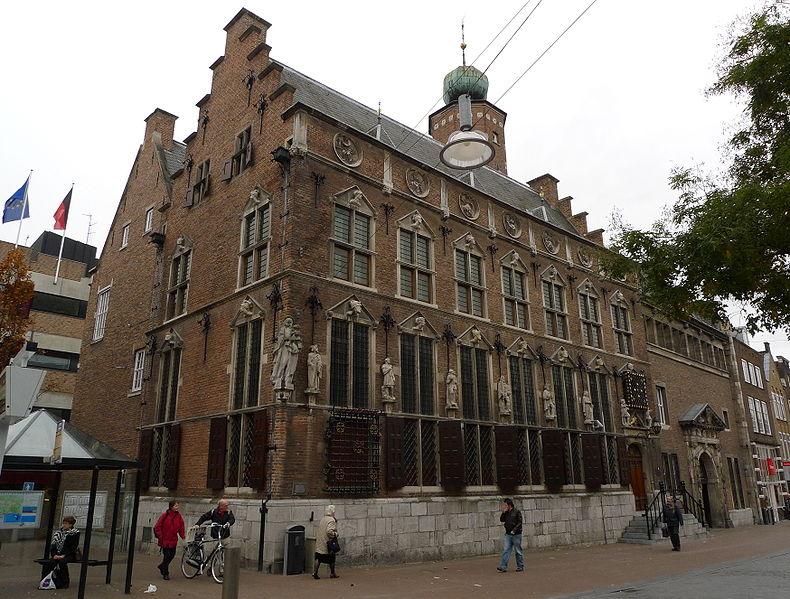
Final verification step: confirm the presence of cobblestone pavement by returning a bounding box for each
[1,522,788,598]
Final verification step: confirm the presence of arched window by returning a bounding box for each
[238,187,271,288]
[578,280,602,348]
[541,266,567,339]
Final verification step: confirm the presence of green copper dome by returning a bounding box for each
[443,65,488,105]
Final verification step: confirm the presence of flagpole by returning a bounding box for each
[53,183,72,285]
[14,170,32,249]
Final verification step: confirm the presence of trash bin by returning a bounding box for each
[283,525,305,575]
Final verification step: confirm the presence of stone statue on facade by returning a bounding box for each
[620,397,633,427]
[582,389,594,425]
[381,357,396,409]
[497,375,512,421]
[306,345,323,396]
[347,299,363,319]
[543,386,556,421]
[446,369,459,410]
[412,316,426,333]
[271,317,302,391]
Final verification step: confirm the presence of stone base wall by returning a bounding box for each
[729,508,755,527]
[136,491,636,572]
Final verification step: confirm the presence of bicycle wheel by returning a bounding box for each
[210,545,224,584]
[181,543,203,579]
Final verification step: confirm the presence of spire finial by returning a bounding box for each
[460,19,467,66]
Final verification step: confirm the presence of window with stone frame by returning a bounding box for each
[578,283,602,348]
[231,319,263,410]
[131,349,145,392]
[400,418,438,487]
[329,319,370,408]
[610,296,633,355]
[455,248,485,317]
[190,159,210,205]
[588,371,613,431]
[552,364,577,429]
[512,427,543,486]
[331,196,373,287]
[225,412,257,488]
[398,228,433,303]
[644,317,656,344]
[701,339,715,365]
[92,284,111,341]
[687,334,702,362]
[463,423,495,486]
[501,256,529,329]
[713,346,726,369]
[542,269,568,339]
[655,384,668,425]
[156,342,181,424]
[231,126,252,177]
[727,456,745,509]
[508,354,537,425]
[655,321,673,350]
[148,424,179,489]
[459,343,491,421]
[238,200,271,288]
[672,328,688,356]
[400,332,435,415]
[166,243,191,320]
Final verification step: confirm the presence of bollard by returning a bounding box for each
[222,546,241,599]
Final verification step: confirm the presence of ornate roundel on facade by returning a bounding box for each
[502,212,522,239]
[577,248,594,269]
[458,193,480,221]
[333,132,362,167]
[542,231,559,255]
[405,168,430,198]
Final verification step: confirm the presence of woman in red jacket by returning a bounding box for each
[153,501,185,580]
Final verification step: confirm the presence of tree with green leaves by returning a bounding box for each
[605,3,789,333]
[0,249,34,368]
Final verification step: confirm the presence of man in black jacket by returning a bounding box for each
[497,498,524,572]
[662,495,684,551]
[197,499,235,539]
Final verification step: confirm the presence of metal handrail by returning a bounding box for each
[671,481,706,528]
[644,483,666,540]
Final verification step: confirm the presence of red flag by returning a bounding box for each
[53,188,72,230]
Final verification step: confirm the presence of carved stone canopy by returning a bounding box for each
[507,337,537,358]
[457,325,493,349]
[161,327,184,350]
[678,403,727,432]
[231,295,266,327]
[325,295,377,326]
[398,311,440,338]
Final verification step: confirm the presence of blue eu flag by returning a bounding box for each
[3,177,31,223]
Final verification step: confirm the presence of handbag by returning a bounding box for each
[660,523,669,538]
[39,566,57,590]
[327,536,341,554]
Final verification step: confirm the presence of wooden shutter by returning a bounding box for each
[183,189,194,208]
[163,423,181,490]
[617,436,631,487]
[206,417,227,490]
[541,428,566,493]
[495,426,519,491]
[221,160,233,182]
[138,428,154,492]
[248,410,269,491]
[582,433,603,491]
[385,417,405,490]
[244,142,254,168]
[438,420,465,492]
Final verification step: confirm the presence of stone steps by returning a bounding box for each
[618,513,709,544]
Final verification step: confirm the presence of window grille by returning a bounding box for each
[509,356,537,425]
[150,427,164,487]
[421,420,437,485]
[324,408,381,496]
[479,426,495,485]
[605,436,619,485]
[464,424,480,486]
[227,415,242,487]
[403,419,419,486]
[529,428,543,485]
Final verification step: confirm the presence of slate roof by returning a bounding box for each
[677,403,726,430]
[164,141,187,175]
[275,61,577,234]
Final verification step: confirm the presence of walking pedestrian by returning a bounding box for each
[662,494,684,551]
[497,498,524,572]
[46,516,80,589]
[154,501,185,580]
[312,504,339,580]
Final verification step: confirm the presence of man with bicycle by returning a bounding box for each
[196,499,235,539]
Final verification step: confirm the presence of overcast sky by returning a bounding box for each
[1,0,785,356]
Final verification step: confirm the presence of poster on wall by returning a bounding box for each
[0,490,44,529]
[62,491,107,529]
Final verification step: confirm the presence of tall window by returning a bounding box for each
[459,345,490,420]
[157,347,181,423]
[588,371,613,431]
[542,276,567,339]
[578,286,602,348]
[508,355,537,425]
[191,160,210,205]
[239,203,271,287]
[92,285,111,341]
[727,457,745,509]
[611,301,633,355]
[672,329,687,356]
[501,263,529,329]
[131,349,145,392]
[231,127,252,177]
[552,365,576,429]
[144,207,154,233]
[121,223,130,248]
[400,333,434,415]
[166,248,191,320]
[655,385,668,425]
[401,419,438,487]
[232,320,263,409]
[687,335,702,361]
[399,230,433,303]
[332,204,372,286]
[329,319,369,408]
[656,321,673,350]
[455,249,485,317]
[463,423,495,486]
[226,413,256,488]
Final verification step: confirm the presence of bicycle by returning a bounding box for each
[180,523,230,583]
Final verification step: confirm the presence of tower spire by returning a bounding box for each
[460,19,467,66]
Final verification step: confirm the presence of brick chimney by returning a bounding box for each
[144,108,177,149]
[527,174,559,205]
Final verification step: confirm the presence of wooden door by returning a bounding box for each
[627,445,646,510]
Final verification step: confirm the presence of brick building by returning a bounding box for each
[774,353,790,511]
[68,8,765,568]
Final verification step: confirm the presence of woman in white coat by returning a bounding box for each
[312,504,339,579]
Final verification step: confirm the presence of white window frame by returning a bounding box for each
[120,222,130,249]
[92,284,111,341]
[144,207,154,233]
[655,384,668,425]
[131,348,145,392]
